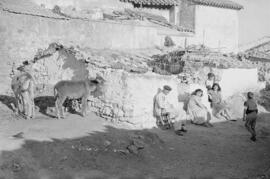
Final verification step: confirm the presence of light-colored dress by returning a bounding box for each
[187,95,209,124]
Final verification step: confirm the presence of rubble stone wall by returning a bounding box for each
[87,68,262,128]
[31,50,89,95]
[6,42,262,127]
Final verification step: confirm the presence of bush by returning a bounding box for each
[164,36,175,47]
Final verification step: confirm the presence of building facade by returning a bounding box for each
[31,0,243,53]
[119,0,243,52]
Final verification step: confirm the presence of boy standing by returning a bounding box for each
[243,92,258,142]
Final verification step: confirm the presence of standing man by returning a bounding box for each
[154,85,187,136]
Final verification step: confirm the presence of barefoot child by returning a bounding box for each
[243,92,258,142]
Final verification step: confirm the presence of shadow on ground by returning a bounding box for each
[0,95,56,118]
[0,94,88,119]
[34,96,56,118]
[0,126,171,179]
[0,95,16,111]
[0,120,270,179]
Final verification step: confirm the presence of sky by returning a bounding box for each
[233,0,270,45]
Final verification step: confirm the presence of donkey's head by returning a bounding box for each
[88,74,106,98]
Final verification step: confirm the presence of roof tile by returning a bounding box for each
[120,0,177,6]
[189,0,243,10]
[120,0,243,10]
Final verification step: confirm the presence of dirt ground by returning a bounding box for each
[0,98,270,179]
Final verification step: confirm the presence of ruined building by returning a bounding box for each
[1,0,265,127]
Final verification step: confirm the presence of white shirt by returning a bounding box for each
[205,79,214,88]
[154,92,171,116]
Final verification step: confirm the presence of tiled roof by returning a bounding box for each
[120,0,243,10]
[189,0,243,10]
[239,37,270,52]
[120,0,178,6]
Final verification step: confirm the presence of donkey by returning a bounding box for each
[11,72,35,119]
[54,75,105,119]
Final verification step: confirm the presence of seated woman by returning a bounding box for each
[209,83,232,120]
[187,89,212,127]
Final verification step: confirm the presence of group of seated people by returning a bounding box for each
[154,72,259,141]
[205,72,232,121]
[153,72,234,136]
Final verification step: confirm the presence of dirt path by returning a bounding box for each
[0,103,270,179]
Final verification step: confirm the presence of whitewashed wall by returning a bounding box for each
[218,68,264,98]
[118,68,261,127]
[187,5,239,53]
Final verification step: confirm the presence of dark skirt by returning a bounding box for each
[246,111,257,122]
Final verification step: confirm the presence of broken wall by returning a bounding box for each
[31,50,89,95]
[0,9,159,94]
[7,41,263,127]
[87,67,262,128]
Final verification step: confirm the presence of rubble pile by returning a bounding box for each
[18,43,151,75]
[50,5,103,20]
[14,42,270,124]
[74,47,150,73]
[258,89,270,111]
[149,50,186,75]
[104,8,193,32]
[148,45,270,83]
[183,52,253,69]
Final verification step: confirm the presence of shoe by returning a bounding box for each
[175,130,184,136]
[250,136,257,142]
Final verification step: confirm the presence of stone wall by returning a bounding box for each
[7,41,263,127]
[87,67,263,128]
[31,50,89,95]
